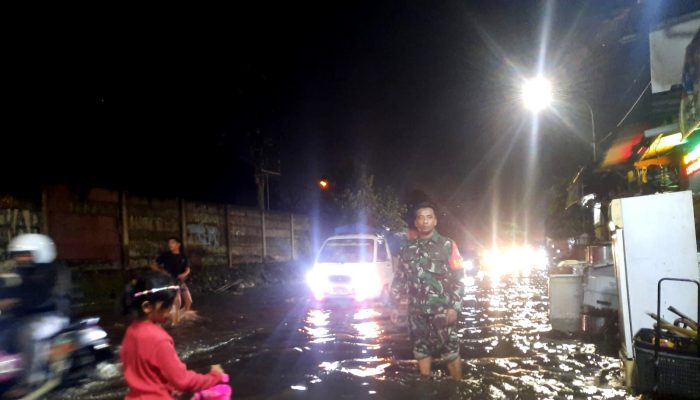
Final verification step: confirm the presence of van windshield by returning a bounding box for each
[318,239,374,263]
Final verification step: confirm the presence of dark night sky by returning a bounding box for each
[5,1,700,242]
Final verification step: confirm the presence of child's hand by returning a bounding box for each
[210,364,224,375]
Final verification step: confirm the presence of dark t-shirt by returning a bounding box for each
[156,252,189,280]
[6,264,58,316]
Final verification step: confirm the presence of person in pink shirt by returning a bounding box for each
[120,271,228,399]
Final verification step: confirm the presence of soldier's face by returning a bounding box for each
[415,208,437,236]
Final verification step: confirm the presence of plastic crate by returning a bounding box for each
[634,341,700,397]
[634,276,700,398]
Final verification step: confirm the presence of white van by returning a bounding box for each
[306,234,393,302]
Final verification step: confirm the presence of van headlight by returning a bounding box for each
[306,268,329,300]
[352,269,382,301]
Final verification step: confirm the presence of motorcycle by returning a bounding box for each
[0,271,113,399]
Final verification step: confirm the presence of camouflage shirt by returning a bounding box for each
[390,231,465,315]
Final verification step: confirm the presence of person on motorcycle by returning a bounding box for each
[0,234,69,395]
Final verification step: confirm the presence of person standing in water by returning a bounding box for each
[390,203,465,380]
[154,237,192,324]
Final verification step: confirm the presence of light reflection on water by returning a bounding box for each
[455,270,630,399]
[353,321,381,340]
[296,269,632,399]
[354,308,381,321]
[50,269,634,399]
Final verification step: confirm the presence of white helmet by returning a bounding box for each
[8,234,56,264]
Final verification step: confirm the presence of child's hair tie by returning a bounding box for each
[134,285,180,298]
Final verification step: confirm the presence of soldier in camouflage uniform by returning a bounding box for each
[390,203,464,379]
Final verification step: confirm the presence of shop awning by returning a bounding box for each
[635,155,674,169]
[600,131,645,168]
[638,131,683,161]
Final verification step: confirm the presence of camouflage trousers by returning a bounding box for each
[408,312,460,361]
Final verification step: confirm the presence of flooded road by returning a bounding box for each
[51,269,634,399]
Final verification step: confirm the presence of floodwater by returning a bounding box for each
[50,269,634,399]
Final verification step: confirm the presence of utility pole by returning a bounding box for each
[252,132,281,210]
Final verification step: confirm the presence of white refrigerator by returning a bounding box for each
[610,191,699,360]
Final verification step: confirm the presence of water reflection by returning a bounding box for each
[319,361,339,372]
[339,358,391,378]
[353,308,381,321]
[353,321,381,340]
[457,271,631,399]
[307,309,329,326]
[50,269,634,399]
[296,271,631,398]
[304,309,333,343]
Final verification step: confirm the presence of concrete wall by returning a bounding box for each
[228,207,264,264]
[127,196,181,268]
[0,196,42,261]
[185,202,228,268]
[1,185,311,269]
[46,186,121,263]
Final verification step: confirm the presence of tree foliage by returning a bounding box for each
[335,175,407,232]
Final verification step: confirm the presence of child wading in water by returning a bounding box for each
[121,271,228,399]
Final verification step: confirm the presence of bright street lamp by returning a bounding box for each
[521,76,597,161]
[521,76,552,113]
[319,178,330,190]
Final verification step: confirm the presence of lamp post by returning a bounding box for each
[582,99,596,162]
[521,76,597,161]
